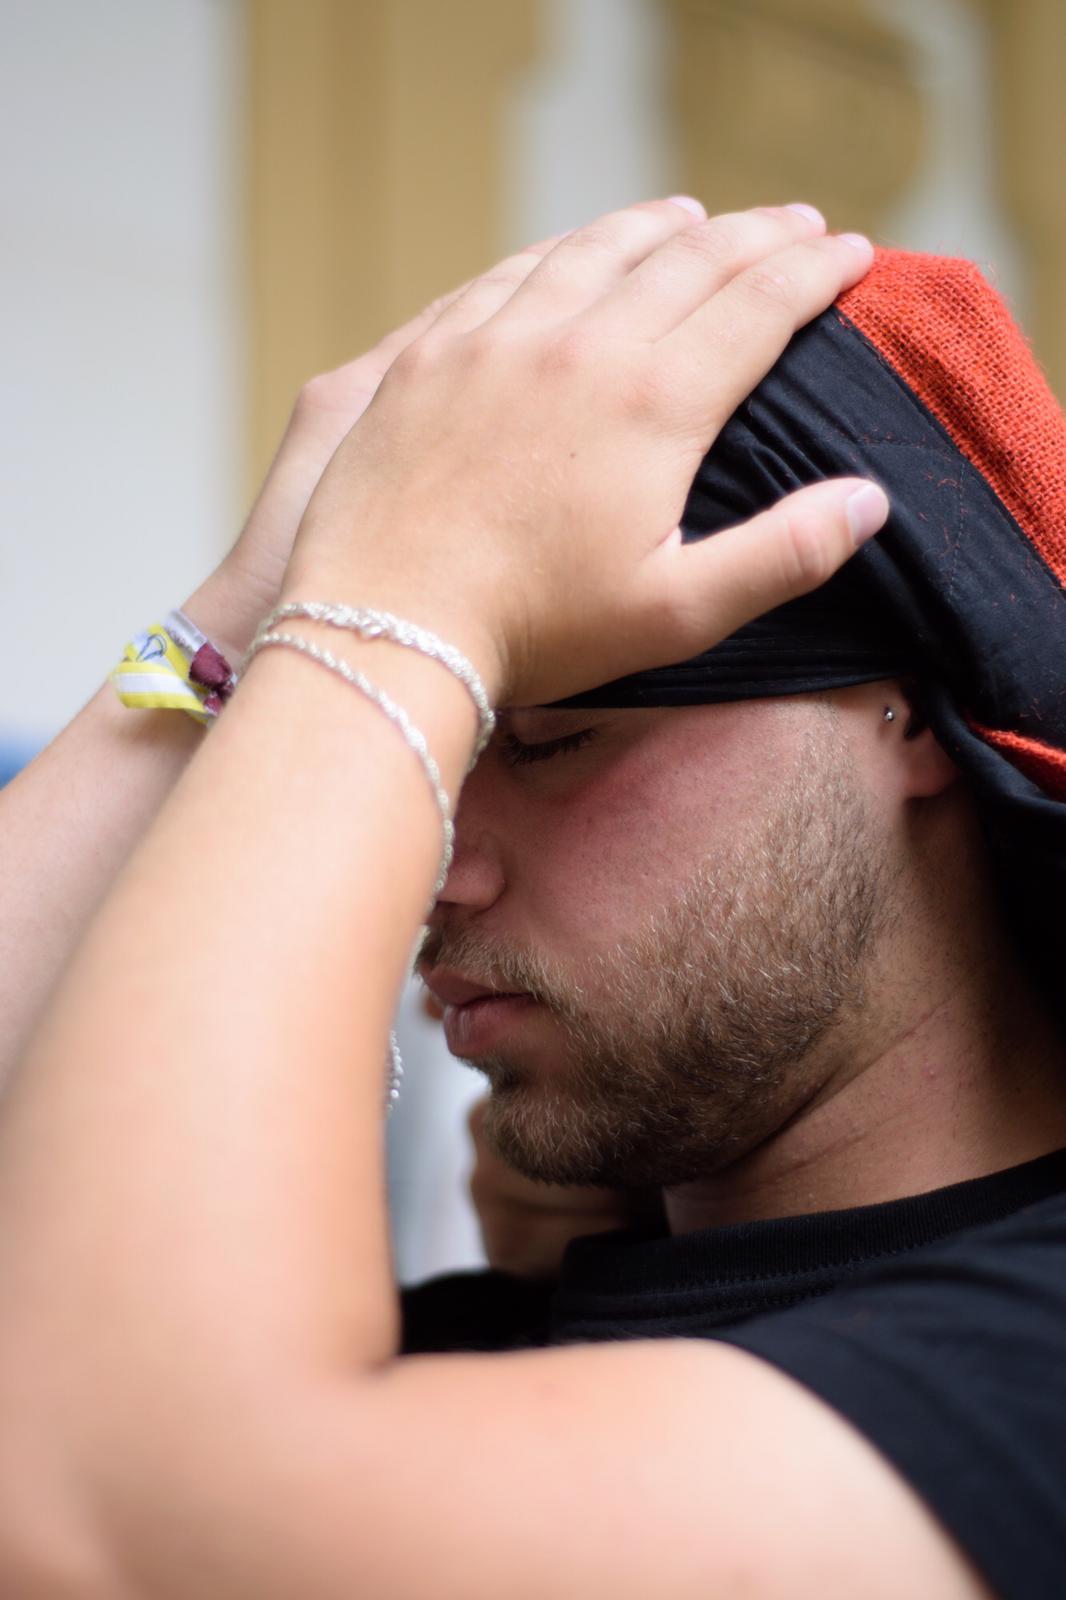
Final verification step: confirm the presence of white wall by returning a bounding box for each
[504,0,675,249]
[1,0,244,746]
[870,0,1026,314]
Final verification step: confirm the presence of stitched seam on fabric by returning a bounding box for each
[944,463,966,608]
[555,1238,958,1310]
[839,253,1066,591]
[835,307,1066,599]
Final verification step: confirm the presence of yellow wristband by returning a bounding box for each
[110,624,211,725]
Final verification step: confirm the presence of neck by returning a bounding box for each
[663,932,1066,1236]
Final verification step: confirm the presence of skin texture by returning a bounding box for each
[424,696,885,1190]
[429,689,1066,1237]
[0,201,1010,1599]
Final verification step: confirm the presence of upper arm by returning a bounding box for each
[177,1341,993,1600]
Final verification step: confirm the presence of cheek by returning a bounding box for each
[503,703,804,949]
[518,741,739,938]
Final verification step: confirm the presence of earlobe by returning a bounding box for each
[889,683,960,800]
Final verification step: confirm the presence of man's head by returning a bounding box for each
[421,681,962,1187]
[422,249,1066,1190]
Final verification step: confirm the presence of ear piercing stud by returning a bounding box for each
[883,707,896,722]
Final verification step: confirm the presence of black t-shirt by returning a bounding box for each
[401,1150,1066,1600]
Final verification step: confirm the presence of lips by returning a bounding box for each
[420,968,536,1058]
[419,969,526,1010]
[440,992,537,1057]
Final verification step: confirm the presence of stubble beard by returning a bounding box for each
[425,719,892,1189]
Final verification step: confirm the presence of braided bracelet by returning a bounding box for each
[260,600,495,765]
[112,607,404,1113]
[243,627,456,902]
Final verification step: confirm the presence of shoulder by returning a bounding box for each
[370,1190,1066,1598]
[334,1327,992,1599]
[720,1188,1066,1598]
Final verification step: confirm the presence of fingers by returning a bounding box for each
[489,196,708,325]
[298,282,477,421]
[423,236,565,339]
[301,243,550,416]
[315,225,570,388]
[357,281,475,378]
[583,203,828,342]
[660,231,875,419]
[467,1093,489,1145]
[652,478,889,657]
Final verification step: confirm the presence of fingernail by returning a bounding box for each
[785,202,825,226]
[839,231,874,257]
[667,195,706,219]
[846,483,889,546]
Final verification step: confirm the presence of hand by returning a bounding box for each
[466,1096,663,1280]
[223,296,462,612]
[285,198,888,706]
[203,260,555,654]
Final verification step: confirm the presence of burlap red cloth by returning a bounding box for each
[841,251,1066,799]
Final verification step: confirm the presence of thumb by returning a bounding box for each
[674,477,889,648]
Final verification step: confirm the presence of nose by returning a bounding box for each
[430,762,507,921]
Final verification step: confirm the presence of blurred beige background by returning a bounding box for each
[4,0,1064,1279]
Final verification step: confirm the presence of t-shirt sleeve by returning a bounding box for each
[717,1194,1066,1600]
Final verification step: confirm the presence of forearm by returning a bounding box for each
[0,322,467,1090]
[0,563,264,1089]
[0,626,480,1428]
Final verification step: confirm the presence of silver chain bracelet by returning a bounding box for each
[242,625,461,1117]
[260,600,495,766]
[386,1030,404,1114]
[243,627,455,899]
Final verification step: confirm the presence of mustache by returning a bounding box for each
[417,924,576,1013]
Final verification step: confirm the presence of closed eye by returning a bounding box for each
[499,728,597,767]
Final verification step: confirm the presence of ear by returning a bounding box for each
[827,680,961,803]
[888,680,960,800]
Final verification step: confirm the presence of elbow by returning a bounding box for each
[0,1462,120,1600]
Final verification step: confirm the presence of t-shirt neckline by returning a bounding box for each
[555,1146,1066,1300]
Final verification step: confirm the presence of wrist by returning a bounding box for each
[278,566,507,710]
[181,556,280,667]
